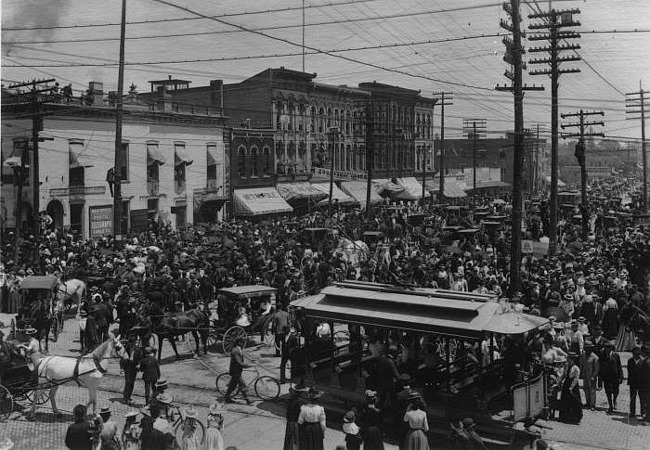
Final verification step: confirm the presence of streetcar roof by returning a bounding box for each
[291,282,545,339]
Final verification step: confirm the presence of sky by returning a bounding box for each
[2,0,649,144]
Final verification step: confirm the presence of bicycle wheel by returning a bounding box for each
[0,385,14,421]
[174,418,206,446]
[216,373,239,397]
[254,376,280,401]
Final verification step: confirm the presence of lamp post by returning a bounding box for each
[328,126,340,215]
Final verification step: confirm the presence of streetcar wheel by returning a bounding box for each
[254,376,280,401]
[216,373,238,397]
[0,385,13,421]
[26,389,50,405]
[222,326,247,354]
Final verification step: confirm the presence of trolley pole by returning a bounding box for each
[561,110,604,241]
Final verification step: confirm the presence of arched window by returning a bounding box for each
[263,146,271,176]
[238,145,247,178]
[327,107,333,128]
[310,106,316,132]
[251,146,259,177]
[345,110,351,135]
[319,107,325,133]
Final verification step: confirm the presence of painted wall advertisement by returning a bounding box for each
[89,205,113,238]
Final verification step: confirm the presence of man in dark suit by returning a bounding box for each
[120,337,141,405]
[628,346,645,418]
[599,342,623,412]
[139,347,161,404]
[272,305,290,359]
[640,344,650,423]
[65,404,93,450]
[90,294,112,342]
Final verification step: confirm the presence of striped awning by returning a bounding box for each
[276,182,328,203]
[340,181,382,209]
[310,182,358,206]
[234,187,293,216]
[392,177,424,200]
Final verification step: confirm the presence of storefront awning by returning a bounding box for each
[310,182,358,206]
[340,181,383,209]
[276,182,328,203]
[234,187,293,216]
[147,145,166,165]
[543,175,565,187]
[175,147,193,166]
[431,178,467,198]
[392,177,424,201]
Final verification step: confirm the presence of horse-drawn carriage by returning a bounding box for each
[209,286,280,353]
[11,275,60,351]
[0,358,52,421]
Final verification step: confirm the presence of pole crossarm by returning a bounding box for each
[626,82,647,212]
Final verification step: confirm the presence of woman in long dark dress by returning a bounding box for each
[297,388,327,450]
[283,385,307,450]
[558,354,582,424]
[601,299,620,340]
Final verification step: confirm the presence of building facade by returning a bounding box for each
[1,83,228,238]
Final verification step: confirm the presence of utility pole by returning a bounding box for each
[496,0,544,296]
[626,82,648,211]
[113,0,127,238]
[7,78,56,245]
[561,109,604,241]
[435,92,453,202]
[528,7,581,255]
[462,118,487,205]
[328,126,340,215]
[365,102,374,217]
[421,99,438,201]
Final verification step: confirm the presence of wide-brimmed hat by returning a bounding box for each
[304,388,324,400]
[209,403,224,416]
[125,411,139,420]
[364,390,377,399]
[184,407,198,419]
[563,293,573,301]
[157,393,173,405]
[343,410,356,423]
[553,356,567,364]
[578,317,586,323]
[462,418,476,428]
[99,407,111,416]
[399,373,412,383]
[155,380,168,389]
[24,328,37,335]
[79,310,88,317]
[407,391,422,401]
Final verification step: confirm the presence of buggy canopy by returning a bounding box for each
[20,275,58,291]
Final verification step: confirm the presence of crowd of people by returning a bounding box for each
[2,177,650,449]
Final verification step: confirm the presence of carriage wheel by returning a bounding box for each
[26,388,50,405]
[254,376,281,401]
[0,385,14,421]
[215,373,238,397]
[222,326,247,354]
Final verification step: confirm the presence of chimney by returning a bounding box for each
[89,81,104,106]
[210,80,223,113]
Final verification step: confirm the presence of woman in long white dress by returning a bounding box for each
[205,403,225,450]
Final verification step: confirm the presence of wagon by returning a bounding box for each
[0,360,51,421]
[208,286,279,353]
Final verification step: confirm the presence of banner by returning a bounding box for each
[89,205,113,239]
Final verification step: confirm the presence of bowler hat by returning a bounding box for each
[99,407,111,416]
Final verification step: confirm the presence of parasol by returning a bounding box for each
[541,306,569,323]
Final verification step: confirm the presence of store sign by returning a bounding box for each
[89,205,113,238]
[130,209,149,233]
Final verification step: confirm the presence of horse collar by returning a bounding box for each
[93,355,108,373]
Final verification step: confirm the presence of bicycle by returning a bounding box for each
[215,364,281,401]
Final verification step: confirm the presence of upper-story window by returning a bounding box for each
[238,146,247,178]
[251,146,259,177]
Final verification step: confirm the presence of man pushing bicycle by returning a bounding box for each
[225,337,253,405]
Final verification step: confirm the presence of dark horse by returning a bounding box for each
[131,307,210,362]
[19,298,54,353]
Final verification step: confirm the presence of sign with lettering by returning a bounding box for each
[89,205,113,238]
[522,240,534,254]
[130,209,149,233]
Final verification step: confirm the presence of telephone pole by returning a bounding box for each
[626,82,648,211]
[496,0,544,296]
[462,118,487,205]
[561,110,604,241]
[113,0,127,238]
[435,92,453,202]
[528,7,581,255]
[365,101,374,216]
[7,78,56,244]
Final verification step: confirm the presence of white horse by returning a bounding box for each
[28,335,127,417]
[57,278,87,313]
